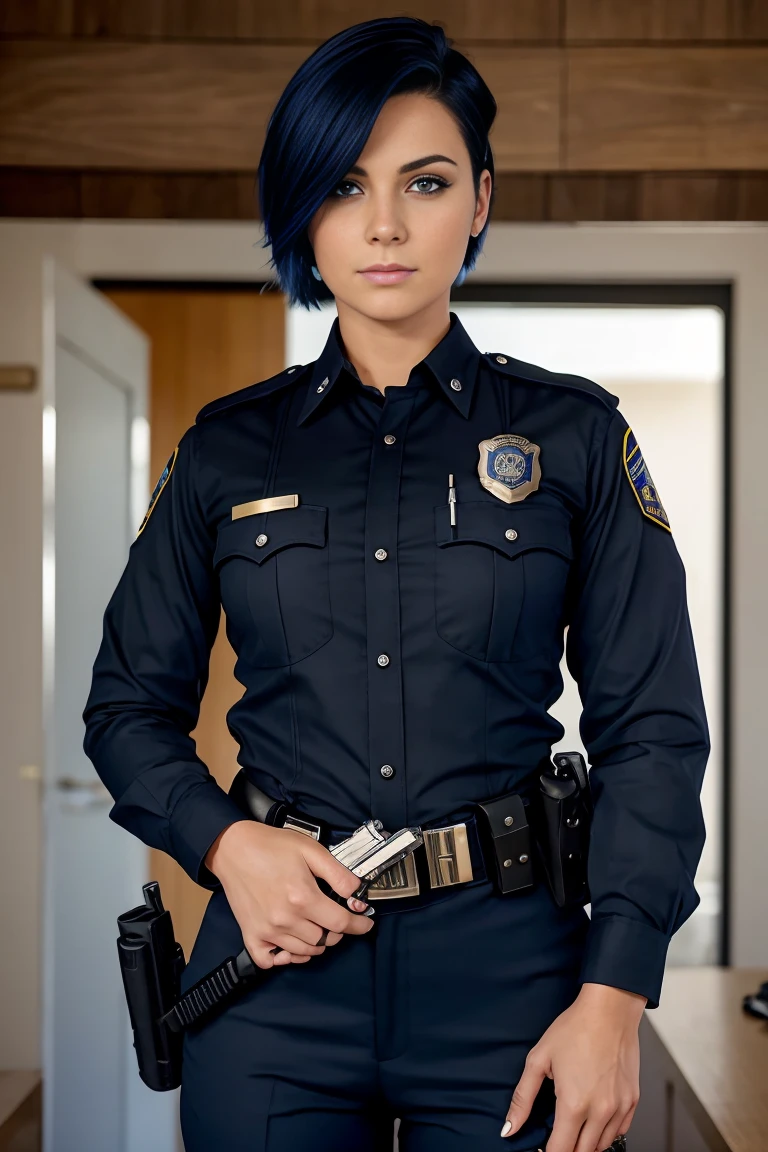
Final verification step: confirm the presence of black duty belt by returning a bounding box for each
[228,761,552,910]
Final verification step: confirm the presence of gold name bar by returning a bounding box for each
[231,493,299,520]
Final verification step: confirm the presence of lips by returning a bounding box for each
[359,266,415,285]
[361,265,414,272]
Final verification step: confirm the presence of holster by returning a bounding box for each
[474,752,592,908]
[116,882,185,1091]
[531,751,593,908]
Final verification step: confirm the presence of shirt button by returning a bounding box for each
[450,378,462,391]
[377,653,390,667]
[380,764,395,779]
[505,529,518,541]
[384,434,396,445]
[316,376,329,393]
[495,355,508,364]
[374,548,388,561]
[255,533,268,547]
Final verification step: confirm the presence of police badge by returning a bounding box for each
[477,434,541,504]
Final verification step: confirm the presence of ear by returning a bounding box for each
[472,168,493,235]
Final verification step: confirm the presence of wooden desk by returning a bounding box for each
[640,967,768,1152]
[0,1071,41,1152]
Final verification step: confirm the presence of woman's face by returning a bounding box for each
[306,92,492,323]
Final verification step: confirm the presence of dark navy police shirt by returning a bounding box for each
[82,311,709,1009]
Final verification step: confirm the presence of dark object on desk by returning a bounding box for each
[742,978,768,1019]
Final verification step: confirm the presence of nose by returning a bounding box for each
[364,190,406,246]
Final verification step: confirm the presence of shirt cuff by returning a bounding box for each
[169,778,251,890]
[578,912,672,1010]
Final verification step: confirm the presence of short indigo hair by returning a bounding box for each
[257,16,497,310]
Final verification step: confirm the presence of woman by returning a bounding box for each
[83,16,709,1152]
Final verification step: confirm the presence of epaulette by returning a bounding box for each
[483,351,619,412]
[195,363,309,424]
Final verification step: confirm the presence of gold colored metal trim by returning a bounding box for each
[366,850,420,899]
[423,824,473,887]
[232,493,299,519]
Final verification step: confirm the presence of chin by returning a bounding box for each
[342,286,447,322]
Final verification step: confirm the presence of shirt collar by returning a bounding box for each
[296,311,481,425]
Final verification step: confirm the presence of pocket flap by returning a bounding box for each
[434,501,572,561]
[214,503,328,567]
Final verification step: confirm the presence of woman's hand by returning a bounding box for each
[500,982,646,1152]
[204,819,375,969]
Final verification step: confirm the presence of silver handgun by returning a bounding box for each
[325,820,423,916]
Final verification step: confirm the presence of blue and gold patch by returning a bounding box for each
[137,446,178,537]
[623,428,670,531]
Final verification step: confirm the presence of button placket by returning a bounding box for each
[364,393,417,830]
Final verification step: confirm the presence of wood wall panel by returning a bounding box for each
[0,40,561,172]
[473,49,561,171]
[5,167,768,221]
[0,40,305,170]
[1,0,561,43]
[567,48,768,170]
[7,0,768,44]
[565,0,768,42]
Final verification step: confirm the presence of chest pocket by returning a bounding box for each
[213,504,332,667]
[434,501,573,663]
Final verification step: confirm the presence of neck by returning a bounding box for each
[335,296,451,394]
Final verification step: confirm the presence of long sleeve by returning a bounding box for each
[82,423,249,890]
[564,406,710,1009]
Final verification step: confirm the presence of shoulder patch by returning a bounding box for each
[195,364,307,424]
[137,446,177,537]
[623,427,671,532]
[484,352,619,412]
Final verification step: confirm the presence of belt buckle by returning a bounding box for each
[423,823,473,888]
[282,814,322,840]
[366,850,421,899]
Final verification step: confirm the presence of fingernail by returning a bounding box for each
[349,897,369,911]
[500,1120,512,1137]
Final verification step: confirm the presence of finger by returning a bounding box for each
[544,1101,586,1152]
[306,888,377,935]
[609,1100,637,1147]
[271,950,311,965]
[500,1050,547,1138]
[593,1097,636,1151]
[573,1106,619,1152]
[268,930,328,957]
[305,842,371,900]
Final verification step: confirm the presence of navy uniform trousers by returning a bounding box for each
[179,854,589,1152]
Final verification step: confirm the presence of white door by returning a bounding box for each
[41,259,177,1151]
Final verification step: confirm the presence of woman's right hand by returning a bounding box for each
[204,819,376,969]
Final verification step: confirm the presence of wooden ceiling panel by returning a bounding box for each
[567,48,768,170]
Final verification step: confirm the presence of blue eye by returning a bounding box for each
[331,174,451,199]
[410,175,450,195]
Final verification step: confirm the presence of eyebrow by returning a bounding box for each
[346,154,458,177]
